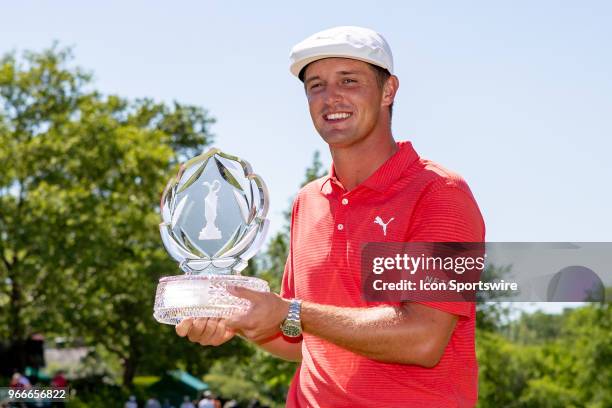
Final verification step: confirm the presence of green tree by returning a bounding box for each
[477,303,612,407]
[475,264,514,333]
[476,330,543,407]
[0,44,225,386]
[531,303,611,407]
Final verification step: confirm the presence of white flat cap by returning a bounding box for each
[289,26,394,79]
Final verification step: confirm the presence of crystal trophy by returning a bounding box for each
[153,148,270,325]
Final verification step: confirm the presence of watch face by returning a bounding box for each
[283,321,301,337]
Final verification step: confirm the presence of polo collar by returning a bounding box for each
[320,141,420,194]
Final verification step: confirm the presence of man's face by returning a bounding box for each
[303,58,386,148]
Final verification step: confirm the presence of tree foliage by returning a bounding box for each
[477,302,611,408]
[0,44,230,386]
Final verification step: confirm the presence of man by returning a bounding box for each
[176,26,485,407]
[145,397,162,408]
[198,391,219,408]
[124,395,138,408]
[180,396,196,408]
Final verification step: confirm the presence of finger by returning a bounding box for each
[175,318,194,337]
[219,327,236,343]
[227,285,264,302]
[199,318,220,343]
[208,319,235,346]
[187,318,208,342]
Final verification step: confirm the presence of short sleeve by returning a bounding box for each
[280,247,295,299]
[406,184,485,318]
[407,185,485,243]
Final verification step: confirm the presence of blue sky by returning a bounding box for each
[3,1,610,311]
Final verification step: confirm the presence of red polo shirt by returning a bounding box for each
[281,141,485,407]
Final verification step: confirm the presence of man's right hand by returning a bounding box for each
[175,317,236,346]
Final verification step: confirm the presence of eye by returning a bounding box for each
[308,83,322,91]
[342,78,357,84]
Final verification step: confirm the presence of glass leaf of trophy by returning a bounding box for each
[153,148,270,325]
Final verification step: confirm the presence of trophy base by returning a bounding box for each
[153,274,270,325]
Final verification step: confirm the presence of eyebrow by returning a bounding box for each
[304,75,321,86]
[304,70,363,86]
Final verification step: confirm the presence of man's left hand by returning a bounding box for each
[226,286,290,343]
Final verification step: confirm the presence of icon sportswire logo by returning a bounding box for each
[374,216,394,236]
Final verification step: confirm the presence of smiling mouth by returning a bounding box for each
[324,112,353,122]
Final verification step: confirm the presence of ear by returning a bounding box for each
[381,75,399,108]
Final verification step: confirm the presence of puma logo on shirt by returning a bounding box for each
[374,216,395,236]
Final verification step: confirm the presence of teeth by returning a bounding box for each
[326,112,352,120]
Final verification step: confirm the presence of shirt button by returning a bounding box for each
[341,198,349,205]
[337,224,344,231]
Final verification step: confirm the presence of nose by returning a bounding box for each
[323,83,343,106]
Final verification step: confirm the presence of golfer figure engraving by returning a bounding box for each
[199,180,222,240]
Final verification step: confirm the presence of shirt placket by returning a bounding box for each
[329,187,351,266]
